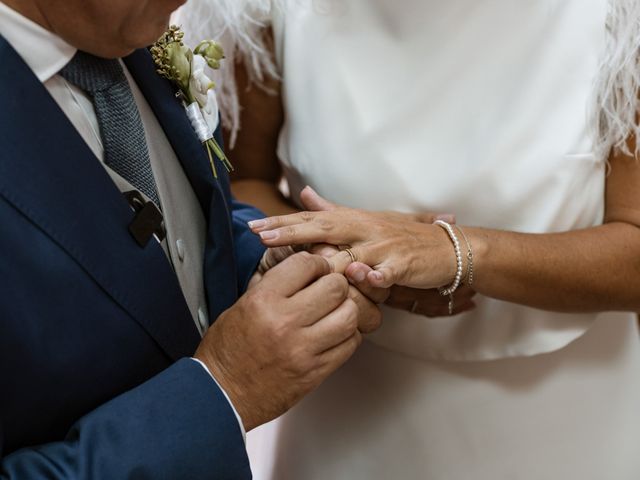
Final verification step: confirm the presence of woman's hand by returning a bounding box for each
[249,187,464,290]
[387,284,477,317]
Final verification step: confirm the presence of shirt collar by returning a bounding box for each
[0,1,76,82]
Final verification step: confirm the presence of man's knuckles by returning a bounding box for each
[359,307,382,333]
[290,251,331,276]
[319,273,350,304]
[286,349,318,378]
[340,298,360,331]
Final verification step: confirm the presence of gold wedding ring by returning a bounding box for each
[344,248,357,263]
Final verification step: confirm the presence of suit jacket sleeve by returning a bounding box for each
[0,359,251,480]
[231,197,267,293]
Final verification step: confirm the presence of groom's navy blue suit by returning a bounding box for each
[0,36,265,479]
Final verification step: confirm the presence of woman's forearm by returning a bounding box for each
[468,222,640,313]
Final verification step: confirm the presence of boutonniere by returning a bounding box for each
[151,25,232,178]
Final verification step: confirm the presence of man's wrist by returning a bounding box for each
[191,357,247,441]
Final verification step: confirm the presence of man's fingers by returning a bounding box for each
[347,286,383,333]
[299,186,337,212]
[291,273,350,325]
[316,330,363,372]
[309,243,340,259]
[345,263,390,304]
[262,252,331,297]
[258,246,296,274]
[304,298,359,353]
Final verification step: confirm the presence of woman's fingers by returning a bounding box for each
[386,286,443,308]
[255,217,356,247]
[366,266,397,289]
[326,251,355,274]
[385,285,477,317]
[388,285,476,306]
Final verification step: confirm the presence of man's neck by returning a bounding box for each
[2,0,51,31]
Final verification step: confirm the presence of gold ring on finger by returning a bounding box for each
[344,248,357,263]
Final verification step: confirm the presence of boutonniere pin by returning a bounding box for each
[151,25,232,178]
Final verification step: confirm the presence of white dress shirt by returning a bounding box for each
[0,1,245,439]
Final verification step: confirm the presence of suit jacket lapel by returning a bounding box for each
[0,37,200,361]
[124,50,239,320]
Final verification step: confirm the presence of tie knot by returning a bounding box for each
[59,51,127,94]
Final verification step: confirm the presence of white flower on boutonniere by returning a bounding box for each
[151,26,232,178]
[189,54,220,135]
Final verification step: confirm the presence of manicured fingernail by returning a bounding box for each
[248,219,267,229]
[435,214,456,224]
[260,230,279,241]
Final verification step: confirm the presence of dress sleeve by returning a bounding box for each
[174,0,279,145]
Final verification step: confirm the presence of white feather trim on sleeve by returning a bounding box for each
[591,0,640,161]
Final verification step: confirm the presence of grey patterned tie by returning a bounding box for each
[60,51,160,205]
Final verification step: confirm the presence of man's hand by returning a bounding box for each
[194,252,381,432]
[251,244,389,333]
[248,246,297,289]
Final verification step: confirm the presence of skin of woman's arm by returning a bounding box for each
[463,141,640,313]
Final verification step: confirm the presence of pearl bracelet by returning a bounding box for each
[434,220,464,298]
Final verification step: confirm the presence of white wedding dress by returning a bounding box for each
[178,0,640,478]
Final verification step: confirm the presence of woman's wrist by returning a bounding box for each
[461,227,488,288]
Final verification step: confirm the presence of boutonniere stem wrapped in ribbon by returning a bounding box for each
[151,26,233,178]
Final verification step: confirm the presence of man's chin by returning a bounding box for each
[90,30,168,59]
[81,44,137,60]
